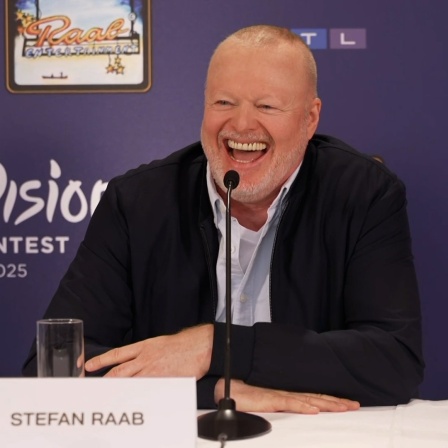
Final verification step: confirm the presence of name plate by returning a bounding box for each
[0,377,197,447]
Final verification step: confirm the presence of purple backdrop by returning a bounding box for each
[1,0,447,400]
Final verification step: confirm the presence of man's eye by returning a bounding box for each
[216,100,231,106]
[259,104,274,110]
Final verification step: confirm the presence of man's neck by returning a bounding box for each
[210,163,302,232]
[221,190,280,231]
[231,201,268,231]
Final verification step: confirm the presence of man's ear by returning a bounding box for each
[306,97,322,139]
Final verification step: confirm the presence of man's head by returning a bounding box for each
[201,25,321,205]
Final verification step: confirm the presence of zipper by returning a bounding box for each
[200,224,218,318]
[268,199,290,322]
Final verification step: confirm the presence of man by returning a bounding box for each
[23,25,424,413]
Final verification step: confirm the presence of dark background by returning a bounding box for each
[1,0,447,400]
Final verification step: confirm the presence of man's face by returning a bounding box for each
[201,42,320,204]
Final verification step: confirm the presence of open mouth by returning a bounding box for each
[226,139,268,164]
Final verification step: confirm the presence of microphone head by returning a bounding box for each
[223,170,240,190]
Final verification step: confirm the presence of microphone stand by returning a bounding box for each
[197,171,272,441]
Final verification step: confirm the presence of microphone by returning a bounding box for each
[197,171,271,441]
[223,170,240,190]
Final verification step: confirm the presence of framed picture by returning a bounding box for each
[5,0,151,93]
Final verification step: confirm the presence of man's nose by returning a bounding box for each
[230,104,257,132]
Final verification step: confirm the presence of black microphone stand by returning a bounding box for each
[197,171,272,441]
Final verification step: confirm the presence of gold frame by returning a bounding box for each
[5,0,152,94]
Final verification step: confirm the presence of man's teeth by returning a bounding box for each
[228,140,267,151]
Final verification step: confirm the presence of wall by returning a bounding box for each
[1,0,447,400]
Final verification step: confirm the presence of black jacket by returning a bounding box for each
[23,134,424,408]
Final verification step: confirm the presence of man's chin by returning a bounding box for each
[231,185,268,204]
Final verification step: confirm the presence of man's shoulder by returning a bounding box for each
[309,134,398,181]
[303,134,406,200]
[311,134,383,164]
[110,142,205,189]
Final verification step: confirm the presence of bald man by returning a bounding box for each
[23,25,423,413]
